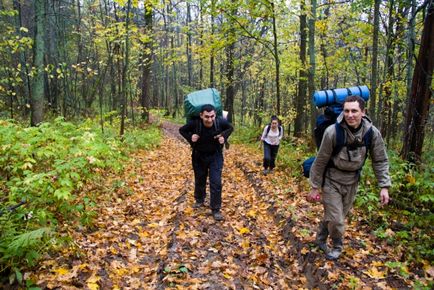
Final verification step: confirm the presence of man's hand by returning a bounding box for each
[191,134,200,143]
[214,134,225,144]
[307,188,321,202]
[380,188,389,206]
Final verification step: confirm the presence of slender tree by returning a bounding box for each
[120,0,132,136]
[370,0,380,122]
[31,0,46,126]
[294,0,308,137]
[140,0,153,122]
[308,0,317,142]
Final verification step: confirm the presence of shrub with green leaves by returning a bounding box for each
[357,150,434,264]
[0,117,161,279]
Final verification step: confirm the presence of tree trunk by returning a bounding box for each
[270,1,281,115]
[294,0,307,137]
[120,0,131,137]
[14,0,31,114]
[379,0,395,139]
[370,0,380,122]
[401,2,434,164]
[140,1,153,122]
[31,0,46,126]
[186,1,192,87]
[308,0,317,144]
[240,79,247,125]
[209,0,216,88]
[403,0,417,136]
[224,3,236,123]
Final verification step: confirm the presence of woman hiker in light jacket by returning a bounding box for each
[260,116,283,175]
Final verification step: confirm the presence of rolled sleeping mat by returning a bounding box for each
[313,85,370,108]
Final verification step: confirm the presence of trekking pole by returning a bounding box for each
[0,199,26,217]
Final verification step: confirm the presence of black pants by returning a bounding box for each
[192,150,223,211]
[263,141,279,170]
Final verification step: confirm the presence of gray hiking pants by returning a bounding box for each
[321,177,358,241]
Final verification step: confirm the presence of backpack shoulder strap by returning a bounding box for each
[195,118,202,135]
[362,127,373,158]
[332,122,346,156]
[363,127,373,148]
[214,117,220,132]
[265,124,271,136]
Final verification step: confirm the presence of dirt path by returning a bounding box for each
[30,120,412,289]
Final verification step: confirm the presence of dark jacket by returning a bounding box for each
[179,117,233,153]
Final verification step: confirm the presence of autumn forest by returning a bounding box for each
[0,0,433,289]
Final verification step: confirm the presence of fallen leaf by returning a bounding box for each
[364,267,386,279]
[53,267,69,275]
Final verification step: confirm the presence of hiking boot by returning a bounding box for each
[326,238,343,260]
[326,247,342,260]
[192,201,204,209]
[316,222,329,253]
[316,239,329,253]
[212,211,224,221]
[263,169,269,175]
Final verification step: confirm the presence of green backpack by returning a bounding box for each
[184,88,223,121]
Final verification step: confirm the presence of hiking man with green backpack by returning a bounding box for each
[179,104,233,221]
[307,95,391,260]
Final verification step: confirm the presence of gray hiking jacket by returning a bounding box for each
[309,114,392,188]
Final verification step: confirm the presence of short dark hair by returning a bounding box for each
[270,115,279,123]
[201,104,216,113]
[344,95,365,111]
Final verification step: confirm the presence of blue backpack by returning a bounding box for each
[302,121,373,178]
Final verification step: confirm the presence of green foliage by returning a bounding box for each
[0,118,161,280]
[356,149,434,264]
[230,125,262,145]
[123,125,161,150]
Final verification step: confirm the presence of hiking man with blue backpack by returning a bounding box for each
[179,104,233,221]
[260,115,283,175]
[307,95,391,260]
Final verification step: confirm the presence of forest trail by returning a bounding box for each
[29,120,411,289]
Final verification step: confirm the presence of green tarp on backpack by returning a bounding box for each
[184,88,223,121]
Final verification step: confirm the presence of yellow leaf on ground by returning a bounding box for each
[371,261,384,267]
[54,267,69,275]
[87,274,100,290]
[239,227,250,234]
[87,282,99,290]
[87,274,100,283]
[241,238,250,249]
[247,209,257,218]
[300,248,309,255]
[364,267,386,279]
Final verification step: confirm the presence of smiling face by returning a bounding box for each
[343,101,365,128]
[200,110,216,128]
[270,119,279,129]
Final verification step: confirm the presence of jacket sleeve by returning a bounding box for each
[369,127,392,188]
[219,118,234,140]
[179,120,195,146]
[261,126,268,140]
[309,125,335,188]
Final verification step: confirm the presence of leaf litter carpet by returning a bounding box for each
[30,128,415,289]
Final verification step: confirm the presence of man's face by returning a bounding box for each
[200,110,216,128]
[343,101,364,128]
